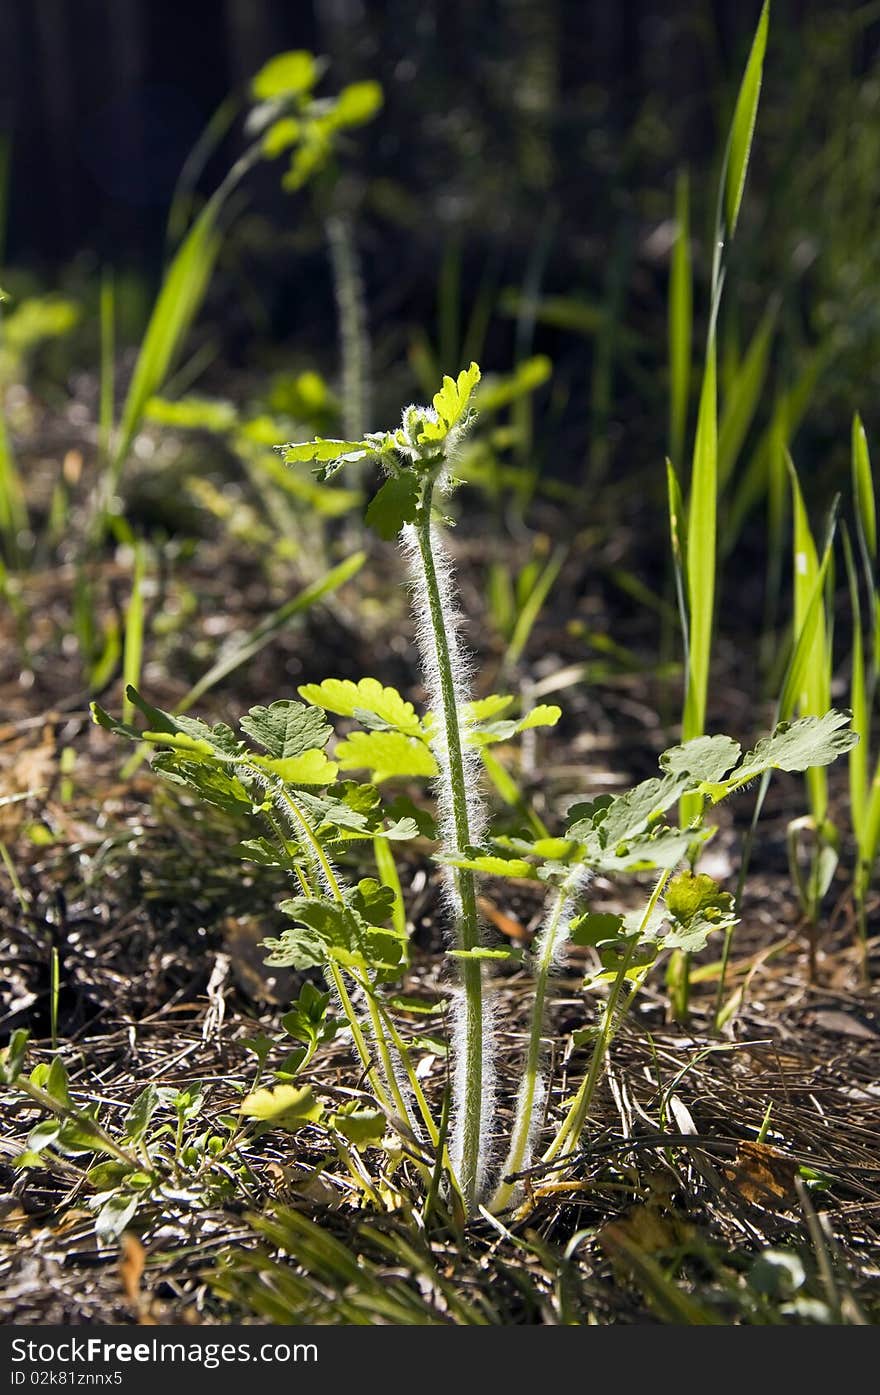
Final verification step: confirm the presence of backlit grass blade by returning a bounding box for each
[665,458,690,673]
[858,757,880,910]
[852,412,878,680]
[112,203,223,484]
[109,138,260,491]
[852,412,876,564]
[717,504,839,1025]
[717,301,777,488]
[789,455,830,823]
[682,338,717,749]
[725,347,825,550]
[503,545,567,673]
[0,412,26,558]
[842,527,868,841]
[179,550,366,711]
[668,168,692,469]
[778,496,839,723]
[121,541,146,723]
[725,1,771,239]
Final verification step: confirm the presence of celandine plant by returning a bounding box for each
[84,364,856,1217]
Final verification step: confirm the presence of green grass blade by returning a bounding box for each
[842,528,868,842]
[374,836,406,941]
[121,541,146,723]
[789,455,830,822]
[683,337,717,746]
[725,347,825,550]
[858,754,880,898]
[668,168,692,469]
[778,498,839,723]
[717,301,776,488]
[0,410,27,557]
[112,203,223,483]
[178,550,366,712]
[725,1,771,238]
[665,457,690,674]
[503,545,566,672]
[853,410,875,563]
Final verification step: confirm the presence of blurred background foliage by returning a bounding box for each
[1,0,879,498]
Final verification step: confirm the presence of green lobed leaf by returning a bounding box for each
[335,729,438,782]
[240,700,332,760]
[349,877,396,926]
[447,947,523,963]
[239,1084,324,1130]
[439,853,538,879]
[250,749,338,785]
[365,472,420,540]
[662,870,737,953]
[660,733,741,784]
[725,711,857,789]
[330,1104,385,1146]
[299,677,424,738]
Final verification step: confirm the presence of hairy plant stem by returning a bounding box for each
[543,871,669,1164]
[414,474,484,1210]
[491,880,570,1212]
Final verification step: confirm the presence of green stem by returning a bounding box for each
[414,475,484,1210]
[16,1078,141,1170]
[326,961,393,1114]
[351,967,414,1129]
[492,881,569,1212]
[544,871,669,1163]
[276,783,343,902]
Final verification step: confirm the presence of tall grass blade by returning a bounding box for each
[179,550,366,712]
[112,203,223,484]
[503,545,566,673]
[852,411,876,563]
[789,455,830,823]
[843,528,868,842]
[665,458,690,672]
[725,1,771,239]
[717,301,777,488]
[121,542,146,723]
[682,339,717,751]
[669,168,692,469]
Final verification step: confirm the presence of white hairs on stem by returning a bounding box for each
[495,868,592,1203]
[448,984,497,1196]
[533,867,592,973]
[400,520,487,873]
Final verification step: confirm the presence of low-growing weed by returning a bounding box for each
[66,362,857,1219]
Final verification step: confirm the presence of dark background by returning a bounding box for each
[2,0,879,481]
[2,0,856,266]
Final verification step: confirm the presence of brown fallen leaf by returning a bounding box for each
[477,896,530,943]
[725,1140,799,1211]
[120,1233,156,1324]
